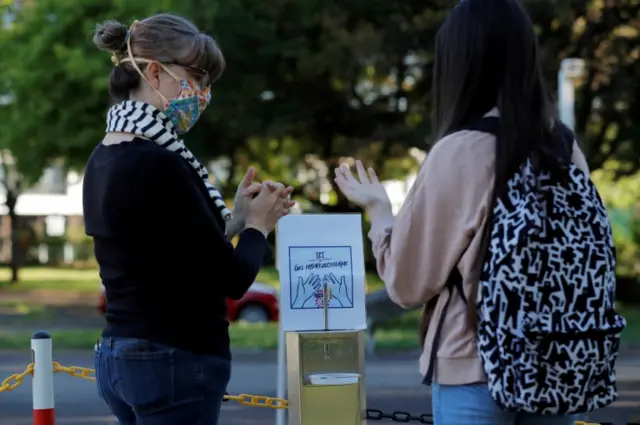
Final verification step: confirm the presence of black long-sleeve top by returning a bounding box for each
[83,137,270,359]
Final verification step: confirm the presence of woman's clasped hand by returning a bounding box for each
[235,167,295,237]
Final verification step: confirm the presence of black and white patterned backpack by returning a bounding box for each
[470,117,627,415]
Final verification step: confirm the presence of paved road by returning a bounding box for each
[1,350,639,425]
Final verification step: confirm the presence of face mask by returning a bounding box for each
[162,78,211,135]
[117,30,211,136]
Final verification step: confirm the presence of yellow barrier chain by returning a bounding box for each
[52,362,95,380]
[1,362,287,410]
[0,363,33,393]
[0,363,618,419]
[223,393,288,409]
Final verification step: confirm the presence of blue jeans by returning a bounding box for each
[95,338,231,425]
[432,383,575,425]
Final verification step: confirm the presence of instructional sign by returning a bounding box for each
[277,214,367,331]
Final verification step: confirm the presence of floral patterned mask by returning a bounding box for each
[116,25,212,136]
[161,77,211,135]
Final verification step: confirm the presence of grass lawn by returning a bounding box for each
[1,303,637,351]
[0,324,418,351]
[0,268,102,292]
[0,266,386,293]
[0,267,637,351]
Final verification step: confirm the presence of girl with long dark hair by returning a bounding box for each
[334,1,623,424]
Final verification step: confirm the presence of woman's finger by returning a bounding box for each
[239,167,256,188]
[263,180,286,193]
[251,184,271,201]
[273,186,285,199]
[262,180,278,190]
[242,182,263,196]
[355,160,369,184]
[368,167,380,184]
[339,164,357,182]
[281,186,294,197]
[335,177,357,193]
[333,176,349,193]
[276,196,296,209]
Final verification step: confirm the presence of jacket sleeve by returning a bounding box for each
[368,131,494,308]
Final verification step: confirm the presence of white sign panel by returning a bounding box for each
[277,214,367,331]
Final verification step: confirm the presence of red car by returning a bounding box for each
[98,282,279,323]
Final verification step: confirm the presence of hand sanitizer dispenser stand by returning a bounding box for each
[276,214,369,425]
[285,284,366,425]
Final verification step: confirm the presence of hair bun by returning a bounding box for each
[93,20,129,53]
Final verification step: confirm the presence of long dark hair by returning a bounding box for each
[420,0,573,340]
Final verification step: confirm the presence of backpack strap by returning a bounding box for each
[422,268,464,385]
[461,116,499,135]
[421,117,498,386]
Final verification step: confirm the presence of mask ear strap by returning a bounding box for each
[117,20,171,106]
[124,20,139,67]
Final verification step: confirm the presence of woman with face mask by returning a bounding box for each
[85,14,294,425]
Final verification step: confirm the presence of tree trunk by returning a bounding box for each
[9,212,19,283]
[6,189,20,283]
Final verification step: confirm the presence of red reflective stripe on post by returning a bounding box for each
[33,408,55,425]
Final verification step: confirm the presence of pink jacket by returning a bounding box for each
[368,110,590,384]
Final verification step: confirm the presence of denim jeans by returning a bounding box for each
[432,383,576,425]
[95,338,231,425]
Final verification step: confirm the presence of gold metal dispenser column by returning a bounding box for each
[285,283,366,425]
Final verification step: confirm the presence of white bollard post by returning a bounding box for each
[275,326,287,425]
[275,223,288,425]
[31,331,55,425]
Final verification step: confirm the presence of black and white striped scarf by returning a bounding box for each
[106,100,232,222]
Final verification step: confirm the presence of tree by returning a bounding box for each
[0,151,22,282]
[0,0,162,280]
[181,0,443,208]
[0,0,165,174]
[526,0,640,174]
[189,0,640,209]
[1,0,638,212]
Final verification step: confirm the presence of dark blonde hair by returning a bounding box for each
[93,13,225,101]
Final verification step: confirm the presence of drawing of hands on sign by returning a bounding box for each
[325,273,352,307]
[292,273,321,309]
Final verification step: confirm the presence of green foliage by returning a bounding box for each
[0,0,638,198]
[181,0,441,190]
[592,162,640,210]
[530,0,640,174]
[0,0,159,183]
[592,164,640,277]
[627,210,640,278]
